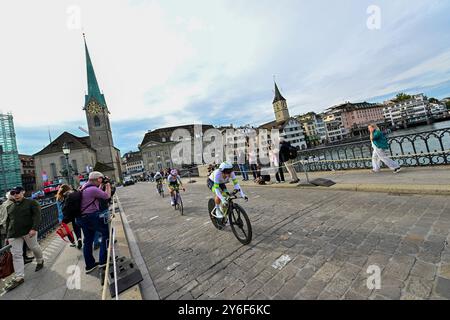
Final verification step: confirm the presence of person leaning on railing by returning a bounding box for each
[3,186,44,291]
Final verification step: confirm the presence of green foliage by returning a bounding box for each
[446,101,450,110]
[394,93,412,102]
[429,97,439,103]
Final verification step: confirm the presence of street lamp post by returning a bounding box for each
[62,142,72,186]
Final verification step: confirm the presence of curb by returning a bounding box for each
[115,196,160,300]
[189,177,450,196]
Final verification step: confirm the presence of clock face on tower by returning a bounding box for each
[87,101,102,115]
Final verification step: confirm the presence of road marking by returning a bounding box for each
[150,216,159,221]
[186,218,192,221]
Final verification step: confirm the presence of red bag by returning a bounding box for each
[56,222,75,243]
[0,251,14,279]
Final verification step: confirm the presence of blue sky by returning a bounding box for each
[1,0,450,155]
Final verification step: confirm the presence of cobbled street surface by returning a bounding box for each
[117,182,450,300]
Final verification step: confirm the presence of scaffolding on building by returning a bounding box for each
[0,113,22,196]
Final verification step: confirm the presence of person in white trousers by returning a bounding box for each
[369,124,401,173]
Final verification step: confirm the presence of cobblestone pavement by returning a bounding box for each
[117,181,450,300]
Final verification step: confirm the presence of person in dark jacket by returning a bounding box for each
[3,186,44,291]
[57,184,83,249]
[279,139,300,184]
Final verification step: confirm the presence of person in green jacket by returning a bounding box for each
[3,186,44,291]
[368,124,401,173]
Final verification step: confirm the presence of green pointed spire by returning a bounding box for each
[83,34,107,108]
[273,81,286,104]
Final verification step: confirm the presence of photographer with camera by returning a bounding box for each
[75,171,112,274]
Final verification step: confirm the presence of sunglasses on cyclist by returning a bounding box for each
[10,191,22,196]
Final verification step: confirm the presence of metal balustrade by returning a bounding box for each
[295,127,450,172]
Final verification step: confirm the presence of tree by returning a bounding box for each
[394,93,412,102]
[446,101,450,110]
[429,97,439,103]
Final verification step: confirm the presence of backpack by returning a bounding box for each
[62,185,97,221]
[288,146,298,160]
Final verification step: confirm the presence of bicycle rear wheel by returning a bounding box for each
[178,193,183,215]
[229,203,252,245]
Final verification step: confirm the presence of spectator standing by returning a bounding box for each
[269,145,285,183]
[56,184,83,249]
[279,139,300,184]
[248,147,258,181]
[3,186,44,291]
[76,172,111,273]
[237,149,249,181]
[369,124,401,173]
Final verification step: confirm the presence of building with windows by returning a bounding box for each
[322,106,349,143]
[19,154,36,195]
[34,35,122,188]
[0,113,22,195]
[139,124,214,173]
[339,102,385,137]
[122,151,145,179]
[383,94,432,128]
[258,82,307,150]
[297,112,327,147]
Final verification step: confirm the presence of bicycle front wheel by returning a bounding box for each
[229,203,252,245]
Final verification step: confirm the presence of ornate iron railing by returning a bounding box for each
[295,127,450,172]
[37,201,59,241]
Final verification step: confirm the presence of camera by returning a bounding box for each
[101,176,111,184]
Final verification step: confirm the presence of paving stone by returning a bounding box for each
[435,277,450,299]
[276,277,307,299]
[377,277,404,300]
[410,260,437,281]
[312,263,342,283]
[295,278,327,300]
[404,276,432,299]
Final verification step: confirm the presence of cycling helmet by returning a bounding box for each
[219,162,233,173]
[170,169,178,175]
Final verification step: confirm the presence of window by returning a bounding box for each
[50,163,57,180]
[94,116,101,127]
[71,159,78,175]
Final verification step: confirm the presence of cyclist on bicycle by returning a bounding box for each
[167,169,185,206]
[207,162,248,219]
[154,171,163,193]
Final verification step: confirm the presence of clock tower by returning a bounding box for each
[83,34,120,180]
[273,81,290,123]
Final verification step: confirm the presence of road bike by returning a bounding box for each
[208,190,252,245]
[171,185,184,216]
[156,180,164,198]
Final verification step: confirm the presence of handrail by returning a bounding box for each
[0,244,11,255]
[101,195,119,300]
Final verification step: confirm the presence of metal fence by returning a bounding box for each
[295,127,450,172]
[37,202,59,241]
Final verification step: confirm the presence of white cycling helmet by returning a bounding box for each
[219,162,233,173]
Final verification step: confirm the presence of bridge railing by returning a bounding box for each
[294,127,450,172]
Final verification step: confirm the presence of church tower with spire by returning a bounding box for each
[82,34,120,180]
[273,81,290,123]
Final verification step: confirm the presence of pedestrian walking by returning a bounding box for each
[56,184,83,249]
[369,124,401,173]
[3,186,44,291]
[279,139,300,184]
[75,172,112,274]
